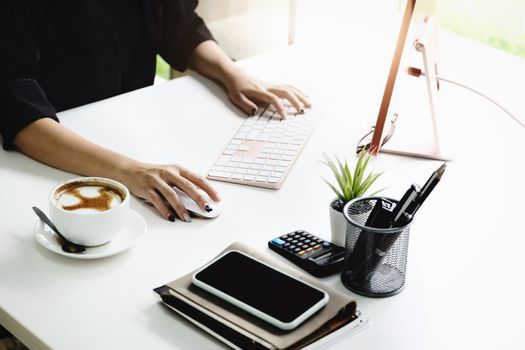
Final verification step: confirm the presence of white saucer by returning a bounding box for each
[34,209,146,259]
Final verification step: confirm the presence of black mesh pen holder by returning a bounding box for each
[341,197,412,298]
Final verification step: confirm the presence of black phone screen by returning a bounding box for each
[194,251,326,324]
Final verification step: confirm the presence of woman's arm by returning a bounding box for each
[14,118,219,222]
[187,40,310,118]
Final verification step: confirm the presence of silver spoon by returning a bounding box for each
[32,206,86,254]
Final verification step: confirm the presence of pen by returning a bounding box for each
[396,163,447,227]
[391,183,420,225]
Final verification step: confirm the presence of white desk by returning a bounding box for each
[1,29,524,350]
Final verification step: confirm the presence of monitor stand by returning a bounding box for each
[379,16,451,161]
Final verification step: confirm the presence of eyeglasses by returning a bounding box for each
[356,113,398,155]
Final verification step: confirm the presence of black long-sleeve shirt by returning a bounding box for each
[0,0,213,149]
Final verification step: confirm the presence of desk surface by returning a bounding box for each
[1,28,524,350]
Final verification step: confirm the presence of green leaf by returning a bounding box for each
[322,178,344,201]
[344,159,353,185]
[322,150,383,202]
[359,173,382,196]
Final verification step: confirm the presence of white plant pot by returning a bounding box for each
[329,200,347,247]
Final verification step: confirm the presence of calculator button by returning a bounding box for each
[289,245,296,250]
[306,234,314,239]
[306,247,313,253]
[298,237,305,241]
[314,244,321,250]
[298,250,306,256]
[293,248,301,253]
[293,234,301,239]
[271,238,286,246]
[322,241,331,248]
[283,243,291,248]
[316,239,324,244]
[291,240,298,244]
[304,239,311,244]
[308,242,317,247]
[295,230,304,234]
[280,235,289,240]
[285,237,294,242]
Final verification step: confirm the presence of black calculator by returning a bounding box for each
[268,230,346,277]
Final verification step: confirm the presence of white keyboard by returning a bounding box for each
[207,103,319,189]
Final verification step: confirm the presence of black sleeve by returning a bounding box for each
[0,1,58,150]
[158,0,215,72]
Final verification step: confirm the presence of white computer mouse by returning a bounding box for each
[172,187,221,219]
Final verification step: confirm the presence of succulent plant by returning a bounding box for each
[322,150,383,211]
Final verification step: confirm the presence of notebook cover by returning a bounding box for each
[155,242,362,349]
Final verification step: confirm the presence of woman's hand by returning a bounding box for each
[223,66,311,118]
[188,41,311,118]
[121,162,221,222]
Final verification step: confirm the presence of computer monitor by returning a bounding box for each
[359,0,446,160]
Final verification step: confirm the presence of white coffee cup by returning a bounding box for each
[49,177,130,247]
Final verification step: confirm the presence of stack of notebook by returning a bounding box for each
[154,242,368,349]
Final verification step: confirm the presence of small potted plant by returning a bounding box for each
[322,150,383,246]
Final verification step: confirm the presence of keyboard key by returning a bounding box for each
[209,171,230,178]
[255,176,268,182]
[244,116,257,125]
[259,170,271,177]
[262,165,274,171]
[234,132,248,139]
[257,134,271,141]
[226,144,238,150]
[224,166,235,172]
[243,174,256,181]
[223,149,235,155]
[215,155,231,165]
[238,145,250,152]
[211,165,224,171]
[227,161,239,167]
[247,131,260,140]
[268,177,281,183]
[231,173,244,179]
[247,169,258,175]
[231,156,242,162]
[234,168,247,174]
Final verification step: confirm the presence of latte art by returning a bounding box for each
[54,181,125,213]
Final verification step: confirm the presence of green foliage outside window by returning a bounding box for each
[436,0,525,59]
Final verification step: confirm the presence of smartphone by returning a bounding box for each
[192,250,329,331]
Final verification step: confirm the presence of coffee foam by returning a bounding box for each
[54,181,125,213]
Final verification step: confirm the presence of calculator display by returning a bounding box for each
[193,251,327,324]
